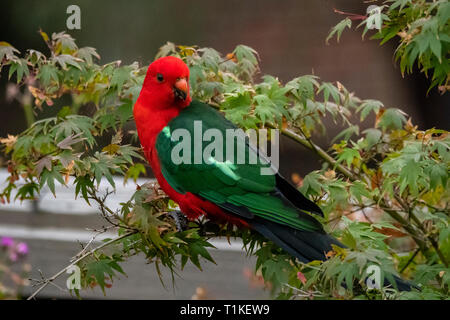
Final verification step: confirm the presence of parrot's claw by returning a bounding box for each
[169,210,188,232]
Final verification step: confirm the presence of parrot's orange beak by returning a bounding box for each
[173,78,188,100]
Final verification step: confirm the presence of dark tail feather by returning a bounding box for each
[251,219,339,263]
[251,219,416,291]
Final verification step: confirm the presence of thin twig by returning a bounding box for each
[282,123,435,258]
[326,204,377,224]
[88,189,137,232]
[276,123,435,259]
[394,194,448,267]
[71,227,111,262]
[400,248,420,274]
[277,126,357,180]
[27,231,136,300]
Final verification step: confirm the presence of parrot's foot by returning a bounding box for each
[169,210,188,232]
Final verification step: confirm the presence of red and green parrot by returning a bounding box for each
[133,56,413,291]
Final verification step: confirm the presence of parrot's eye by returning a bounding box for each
[156,73,164,82]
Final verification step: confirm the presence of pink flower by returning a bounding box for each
[9,251,18,262]
[1,237,14,248]
[16,242,29,256]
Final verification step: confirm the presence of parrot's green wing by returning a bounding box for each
[156,100,323,232]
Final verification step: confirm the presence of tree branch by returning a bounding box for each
[272,123,434,258]
[276,126,357,180]
[27,231,136,300]
[394,194,448,267]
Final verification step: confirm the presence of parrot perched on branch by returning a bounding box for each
[133,56,413,291]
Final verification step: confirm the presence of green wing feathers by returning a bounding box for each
[155,100,323,232]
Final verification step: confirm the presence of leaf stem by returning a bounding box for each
[22,103,35,128]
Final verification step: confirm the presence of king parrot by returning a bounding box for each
[133,56,413,291]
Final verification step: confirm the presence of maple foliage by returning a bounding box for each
[0,29,448,300]
[328,0,450,93]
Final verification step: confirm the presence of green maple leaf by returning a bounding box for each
[399,159,423,195]
[337,147,361,167]
[333,126,360,143]
[125,163,146,183]
[129,206,169,249]
[85,258,124,294]
[429,163,448,189]
[76,47,100,64]
[110,65,133,92]
[15,182,39,201]
[53,54,82,70]
[8,58,30,83]
[350,181,372,203]
[37,64,59,87]
[74,175,95,204]
[0,41,20,61]
[318,82,340,104]
[363,128,382,149]
[357,100,384,121]
[261,258,291,289]
[326,18,352,44]
[39,166,65,195]
[300,172,322,196]
[378,108,407,130]
[188,240,216,271]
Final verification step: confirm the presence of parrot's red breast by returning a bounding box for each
[133,56,249,227]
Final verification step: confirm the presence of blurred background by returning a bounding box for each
[0,0,448,299]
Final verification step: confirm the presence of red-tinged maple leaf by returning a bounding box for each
[297,271,307,285]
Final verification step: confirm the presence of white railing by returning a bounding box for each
[0,169,244,251]
[0,168,152,215]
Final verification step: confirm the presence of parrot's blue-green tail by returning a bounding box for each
[250,218,416,292]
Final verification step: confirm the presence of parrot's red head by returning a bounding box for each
[134,56,192,157]
[139,56,191,109]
